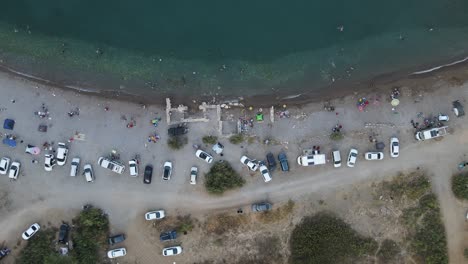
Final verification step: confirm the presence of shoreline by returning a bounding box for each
[1,53,468,108]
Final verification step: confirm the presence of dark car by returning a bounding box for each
[160,230,177,242]
[251,202,272,212]
[108,233,126,245]
[266,152,277,170]
[143,165,153,184]
[58,223,69,243]
[278,152,289,172]
[168,125,188,136]
[453,100,465,117]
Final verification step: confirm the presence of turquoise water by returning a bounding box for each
[0,0,468,99]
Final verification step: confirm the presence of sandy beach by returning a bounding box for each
[0,66,467,263]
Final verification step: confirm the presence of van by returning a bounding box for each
[297,154,326,166]
[332,150,341,168]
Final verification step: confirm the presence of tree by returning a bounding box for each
[205,161,245,194]
[452,173,468,200]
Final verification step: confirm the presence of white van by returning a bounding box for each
[83,164,94,183]
[332,150,341,168]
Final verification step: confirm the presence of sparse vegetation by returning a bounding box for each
[202,135,218,145]
[381,171,430,200]
[464,248,468,259]
[167,136,188,150]
[18,228,74,264]
[329,131,344,141]
[205,161,245,194]
[290,212,378,264]
[150,214,195,235]
[229,134,244,144]
[205,213,248,235]
[377,239,400,264]
[257,199,295,223]
[451,172,468,200]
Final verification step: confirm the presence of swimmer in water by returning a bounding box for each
[337,25,344,32]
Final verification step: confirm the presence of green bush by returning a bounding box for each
[205,161,245,194]
[452,172,468,200]
[72,208,109,264]
[202,135,218,145]
[377,239,400,263]
[229,134,244,144]
[18,229,59,264]
[167,136,187,150]
[464,248,468,259]
[329,131,344,141]
[289,212,377,264]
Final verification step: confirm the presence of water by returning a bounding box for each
[0,0,468,100]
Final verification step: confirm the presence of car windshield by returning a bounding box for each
[31,226,37,231]
[172,248,178,254]
[200,152,207,159]
[261,169,268,174]
[164,167,170,175]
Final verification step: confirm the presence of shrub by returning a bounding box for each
[167,136,187,150]
[452,172,468,200]
[204,161,245,194]
[464,248,468,259]
[202,135,218,145]
[18,229,59,264]
[229,134,244,144]
[290,212,377,264]
[377,239,400,263]
[329,131,343,141]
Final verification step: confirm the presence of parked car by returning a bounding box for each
[212,142,224,155]
[251,202,272,212]
[107,248,126,259]
[259,164,272,182]
[438,114,449,122]
[278,152,289,172]
[297,154,326,166]
[145,210,165,220]
[332,150,341,168]
[97,157,125,174]
[0,157,10,175]
[58,223,69,243]
[108,234,126,245]
[160,230,177,242]
[240,156,258,171]
[9,161,20,180]
[347,149,358,167]
[390,137,399,158]
[56,142,68,166]
[143,165,153,184]
[266,152,277,170]
[163,246,183,256]
[195,149,213,163]
[190,166,198,185]
[70,157,80,177]
[365,152,384,160]
[44,154,56,171]
[163,162,172,180]
[83,164,94,183]
[22,223,40,240]
[129,159,138,177]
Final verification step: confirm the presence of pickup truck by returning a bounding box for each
[160,230,177,242]
[415,126,448,141]
[297,154,326,166]
[97,157,125,174]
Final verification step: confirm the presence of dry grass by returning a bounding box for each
[150,215,195,234]
[256,199,295,224]
[205,213,249,235]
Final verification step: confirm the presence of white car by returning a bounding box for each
[129,159,138,177]
[9,161,20,180]
[259,164,272,182]
[390,137,399,158]
[107,248,126,259]
[347,149,358,167]
[22,223,40,240]
[365,152,384,160]
[56,142,69,166]
[84,164,94,183]
[163,161,172,180]
[0,157,10,174]
[70,157,80,177]
[332,150,341,168]
[190,166,198,185]
[163,246,183,256]
[97,157,125,174]
[145,210,165,220]
[44,154,56,171]
[195,150,213,163]
[240,156,258,171]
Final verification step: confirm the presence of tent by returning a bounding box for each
[2,138,16,147]
[3,119,14,130]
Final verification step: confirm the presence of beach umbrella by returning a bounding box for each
[391,99,400,107]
